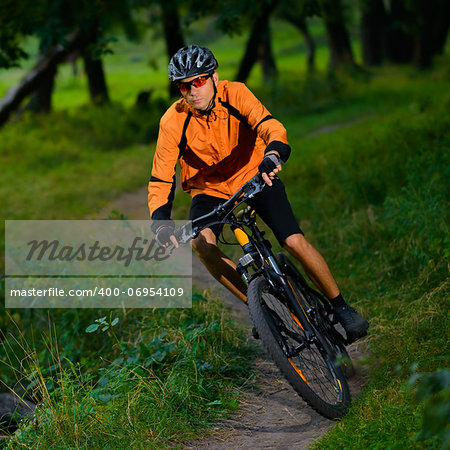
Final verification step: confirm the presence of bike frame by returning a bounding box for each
[173,174,352,417]
[174,173,345,353]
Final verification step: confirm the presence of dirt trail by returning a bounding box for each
[307,117,369,138]
[98,189,368,449]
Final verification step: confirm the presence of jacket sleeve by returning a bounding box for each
[235,83,291,161]
[148,118,179,222]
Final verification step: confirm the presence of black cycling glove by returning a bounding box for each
[258,153,283,176]
[155,225,175,247]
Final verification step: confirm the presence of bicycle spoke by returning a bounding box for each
[261,290,343,404]
[248,273,350,418]
[292,354,340,402]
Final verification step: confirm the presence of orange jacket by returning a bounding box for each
[148,80,290,220]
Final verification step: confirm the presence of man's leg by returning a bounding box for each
[283,233,368,341]
[192,228,248,303]
[283,233,340,299]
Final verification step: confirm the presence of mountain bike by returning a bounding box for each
[174,174,353,419]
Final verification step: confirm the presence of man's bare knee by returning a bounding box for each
[284,233,312,255]
[191,229,217,258]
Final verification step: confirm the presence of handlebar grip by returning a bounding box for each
[173,223,195,244]
[171,173,265,246]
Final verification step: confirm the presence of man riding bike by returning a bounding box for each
[148,45,368,342]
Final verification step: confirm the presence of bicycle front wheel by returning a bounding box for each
[247,276,351,419]
[275,253,355,379]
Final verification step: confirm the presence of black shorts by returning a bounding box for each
[189,177,303,245]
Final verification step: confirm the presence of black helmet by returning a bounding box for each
[168,45,218,82]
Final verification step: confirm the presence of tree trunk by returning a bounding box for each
[413,0,450,70]
[24,54,58,113]
[159,0,185,98]
[258,20,278,82]
[298,20,316,73]
[282,15,316,73]
[324,21,355,68]
[235,20,262,82]
[385,0,414,63]
[361,0,388,66]
[413,0,449,68]
[318,0,356,69]
[83,53,110,104]
[384,0,448,68]
[0,31,90,127]
[235,0,279,83]
[430,0,450,55]
[412,4,434,69]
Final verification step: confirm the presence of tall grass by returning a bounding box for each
[283,89,449,449]
[0,101,167,222]
[2,294,254,448]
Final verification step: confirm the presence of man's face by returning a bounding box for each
[178,72,218,111]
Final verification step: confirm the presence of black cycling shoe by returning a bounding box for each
[252,326,260,340]
[334,305,369,343]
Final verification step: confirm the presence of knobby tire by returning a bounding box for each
[275,253,355,379]
[247,276,351,419]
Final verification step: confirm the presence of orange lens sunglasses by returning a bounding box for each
[177,74,212,93]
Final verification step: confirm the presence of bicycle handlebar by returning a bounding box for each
[174,173,267,244]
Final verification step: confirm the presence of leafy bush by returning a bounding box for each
[299,87,449,450]
[408,369,450,448]
[2,294,254,447]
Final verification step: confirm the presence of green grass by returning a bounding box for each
[1,103,165,220]
[2,294,255,448]
[286,85,449,449]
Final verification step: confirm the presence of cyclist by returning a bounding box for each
[148,45,368,342]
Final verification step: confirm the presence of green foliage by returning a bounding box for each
[292,78,449,449]
[408,369,450,448]
[0,0,43,67]
[2,294,254,447]
[184,0,282,36]
[85,315,120,333]
[0,0,148,68]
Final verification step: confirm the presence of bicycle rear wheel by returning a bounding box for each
[247,276,350,419]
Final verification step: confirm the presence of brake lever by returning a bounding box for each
[173,223,197,245]
[168,225,192,254]
[243,175,266,200]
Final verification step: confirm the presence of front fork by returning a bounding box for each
[233,227,257,286]
[233,227,314,348]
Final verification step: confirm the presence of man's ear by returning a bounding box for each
[213,72,219,85]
